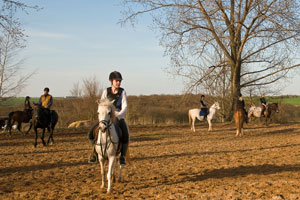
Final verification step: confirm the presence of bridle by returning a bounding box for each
[95,110,118,158]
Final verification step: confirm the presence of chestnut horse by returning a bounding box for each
[234,109,245,136]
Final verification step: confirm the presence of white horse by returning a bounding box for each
[188,102,220,132]
[95,99,124,194]
[248,105,263,118]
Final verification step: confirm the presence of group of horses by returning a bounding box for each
[188,101,279,136]
[2,98,279,194]
[2,103,58,147]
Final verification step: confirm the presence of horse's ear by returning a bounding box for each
[110,100,115,105]
[96,99,101,104]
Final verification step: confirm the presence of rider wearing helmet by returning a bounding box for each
[236,93,248,123]
[24,96,32,110]
[200,95,208,119]
[38,87,53,126]
[24,96,33,118]
[260,93,267,117]
[88,71,129,165]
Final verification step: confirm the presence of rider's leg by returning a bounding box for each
[88,122,99,163]
[261,106,265,117]
[244,109,248,123]
[118,119,129,165]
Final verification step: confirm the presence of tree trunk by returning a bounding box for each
[227,62,241,121]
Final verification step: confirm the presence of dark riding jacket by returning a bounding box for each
[260,97,267,106]
[236,99,245,110]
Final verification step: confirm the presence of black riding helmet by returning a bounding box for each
[44,87,50,92]
[109,71,123,81]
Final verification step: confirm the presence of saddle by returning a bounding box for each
[200,108,209,117]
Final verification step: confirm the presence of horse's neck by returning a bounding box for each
[209,107,216,115]
[97,125,119,144]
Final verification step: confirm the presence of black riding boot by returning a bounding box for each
[118,119,129,165]
[88,146,98,163]
[120,143,128,165]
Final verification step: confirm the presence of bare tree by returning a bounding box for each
[69,81,82,97]
[82,76,103,120]
[121,0,300,119]
[0,1,38,98]
[82,76,102,99]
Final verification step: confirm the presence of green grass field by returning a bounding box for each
[0,97,63,107]
[1,95,300,107]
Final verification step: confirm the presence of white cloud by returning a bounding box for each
[25,29,73,39]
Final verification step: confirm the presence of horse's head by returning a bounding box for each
[97,99,116,132]
[212,102,220,110]
[32,103,47,122]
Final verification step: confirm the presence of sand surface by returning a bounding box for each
[1,123,300,199]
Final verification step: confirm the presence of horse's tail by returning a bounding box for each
[6,112,14,131]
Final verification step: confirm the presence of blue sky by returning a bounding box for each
[18,0,182,97]
[16,1,300,97]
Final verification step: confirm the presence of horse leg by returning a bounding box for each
[47,128,54,145]
[192,118,196,132]
[8,119,15,136]
[118,163,123,182]
[41,128,46,146]
[208,119,212,132]
[25,121,32,136]
[107,156,116,194]
[98,156,105,189]
[17,122,24,135]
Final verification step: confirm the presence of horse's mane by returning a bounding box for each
[97,99,117,123]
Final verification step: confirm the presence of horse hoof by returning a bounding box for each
[106,190,111,194]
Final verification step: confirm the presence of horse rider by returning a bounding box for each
[38,87,53,126]
[200,95,208,119]
[24,96,33,116]
[260,93,267,117]
[236,93,248,123]
[88,71,129,165]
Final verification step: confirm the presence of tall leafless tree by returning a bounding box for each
[0,1,38,98]
[121,0,300,119]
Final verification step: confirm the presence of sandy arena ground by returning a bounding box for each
[1,122,300,199]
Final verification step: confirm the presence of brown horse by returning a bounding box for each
[32,104,58,147]
[248,103,279,125]
[6,109,33,136]
[264,103,279,125]
[234,109,245,136]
